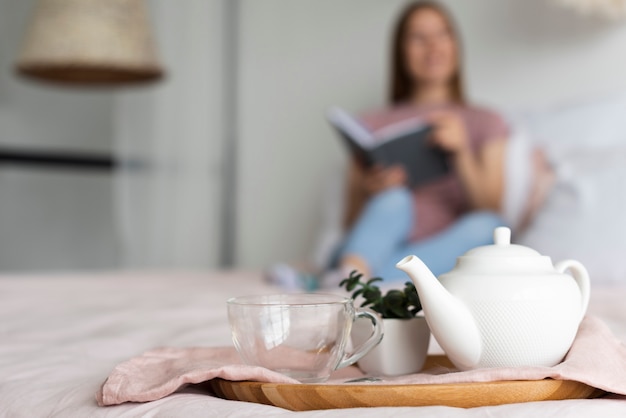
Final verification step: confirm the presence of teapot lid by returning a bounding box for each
[446,227,556,276]
[463,227,542,258]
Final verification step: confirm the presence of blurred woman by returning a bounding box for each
[269,0,508,290]
[333,0,508,283]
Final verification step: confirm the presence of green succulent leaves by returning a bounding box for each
[339,270,422,319]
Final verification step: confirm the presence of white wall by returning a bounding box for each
[234,0,626,268]
[235,0,407,268]
[0,0,119,271]
[446,0,626,108]
[114,0,227,269]
[0,0,227,272]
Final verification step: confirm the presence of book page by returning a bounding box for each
[327,107,376,148]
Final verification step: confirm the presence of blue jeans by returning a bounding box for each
[336,187,504,282]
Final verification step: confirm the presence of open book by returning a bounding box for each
[327,106,450,188]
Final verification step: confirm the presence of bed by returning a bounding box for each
[1,270,625,417]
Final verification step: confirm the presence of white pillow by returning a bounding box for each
[522,91,626,156]
[519,148,626,283]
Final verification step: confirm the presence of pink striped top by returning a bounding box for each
[359,103,509,241]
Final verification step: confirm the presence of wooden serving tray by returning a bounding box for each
[210,356,605,411]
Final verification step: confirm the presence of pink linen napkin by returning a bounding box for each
[96,316,626,406]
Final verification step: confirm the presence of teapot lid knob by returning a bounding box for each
[460,226,544,259]
[494,227,511,246]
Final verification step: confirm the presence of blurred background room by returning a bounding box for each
[1,0,626,283]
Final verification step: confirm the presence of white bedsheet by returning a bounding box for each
[0,271,625,417]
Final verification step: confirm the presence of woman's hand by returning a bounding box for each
[428,111,470,154]
[362,164,407,195]
[428,110,506,211]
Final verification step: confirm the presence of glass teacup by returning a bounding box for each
[227,293,383,383]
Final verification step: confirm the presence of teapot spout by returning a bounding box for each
[396,255,482,370]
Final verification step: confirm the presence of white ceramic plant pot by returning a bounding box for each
[351,316,430,376]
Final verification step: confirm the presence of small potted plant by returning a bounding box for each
[340,271,430,376]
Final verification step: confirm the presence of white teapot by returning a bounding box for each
[396,227,590,370]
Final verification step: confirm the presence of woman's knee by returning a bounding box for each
[366,187,412,216]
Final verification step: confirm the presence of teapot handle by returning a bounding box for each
[555,260,590,321]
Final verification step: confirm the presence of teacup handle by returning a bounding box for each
[337,308,384,370]
[555,259,590,321]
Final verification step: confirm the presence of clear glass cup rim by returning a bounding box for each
[227,293,351,307]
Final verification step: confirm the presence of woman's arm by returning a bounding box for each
[343,160,369,230]
[453,139,506,211]
[429,112,506,211]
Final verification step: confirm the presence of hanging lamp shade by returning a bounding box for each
[15,0,164,86]
[553,0,626,20]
